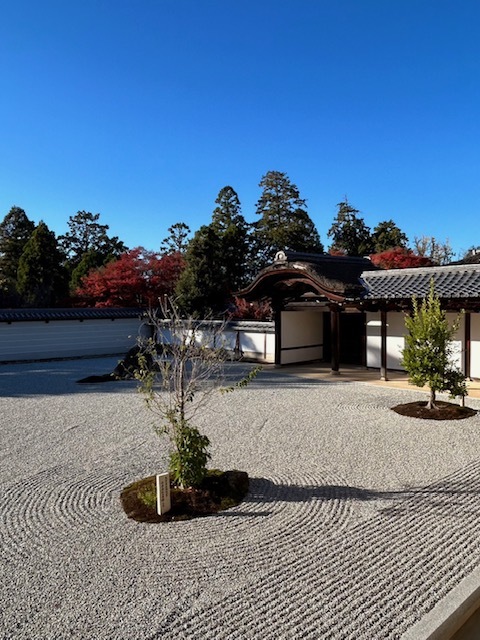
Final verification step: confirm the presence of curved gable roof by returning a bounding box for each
[239,251,377,303]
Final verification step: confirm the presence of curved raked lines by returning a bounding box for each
[158,460,480,640]
[336,401,391,413]
[0,466,131,560]
[149,471,355,584]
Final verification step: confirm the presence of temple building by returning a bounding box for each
[239,251,480,380]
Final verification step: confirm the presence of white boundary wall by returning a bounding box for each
[280,311,323,365]
[0,317,275,364]
[0,318,148,362]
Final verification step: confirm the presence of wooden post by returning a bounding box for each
[380,308,388,381]
[465,311,471,380]
[330,305,340,374]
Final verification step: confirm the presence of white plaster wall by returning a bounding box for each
[236,330,275,362]
[471,314,480,379]
[367,311,467,373]
[366,311,406,371]
[366,312,381,368]
[387,312,407,370]
[447,312,464,370]
[0,319,276,364]
[0,318,143,362]
[281,311,323,364]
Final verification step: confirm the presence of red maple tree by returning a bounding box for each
[370,247,434,270]
[75,248,185,307]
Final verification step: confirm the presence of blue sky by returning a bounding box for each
[1,0,479,258]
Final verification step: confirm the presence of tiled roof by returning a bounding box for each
[361,264,480,300]
[278,251,377,286]
[0,308,145,323]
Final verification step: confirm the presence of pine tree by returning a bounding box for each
[0,206,35,301]
[401,282,467,409]
[252,171,323,270]
[327,199,373,256]
[17,222,68,307]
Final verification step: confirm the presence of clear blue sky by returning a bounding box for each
[1,0,479,258]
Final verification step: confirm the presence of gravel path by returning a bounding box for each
[2,358,480,639]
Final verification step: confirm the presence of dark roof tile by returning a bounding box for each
[361,264,480,300]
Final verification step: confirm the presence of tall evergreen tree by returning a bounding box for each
[59,211,126,271]
[176,186,250,317]
[371,220,408,253]
[160,222,191,254]
[175,224,224,317]
[252,171,323,270]
[0,206,35,301]
[17,222,68,307]
[327,199,373,256]
[211,186,249,291]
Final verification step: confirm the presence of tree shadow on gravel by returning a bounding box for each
[247,477,480,516]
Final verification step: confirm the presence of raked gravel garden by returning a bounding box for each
[2,357,480,639]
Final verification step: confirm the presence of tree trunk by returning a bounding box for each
[426,387,438,410]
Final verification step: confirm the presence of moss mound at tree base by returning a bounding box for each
[120,470,249,523]
[392,400,477,420]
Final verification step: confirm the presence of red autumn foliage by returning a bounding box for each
[231,296,272,321]
[75,248,185,307]
[328,247,348,256]
[370,247,434,270]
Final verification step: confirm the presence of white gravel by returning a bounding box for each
[2,358,480,639]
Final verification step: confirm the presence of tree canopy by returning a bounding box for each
[401,282,467,409]
[371,220,408,253]
[370,247,433,269]
[59,211,126,270]
[0,206,35,302]
[327,199,373,256]
[176,186,250,316]
[413,235,454,266]
[252,171,323,270]
[17,222,67,307]
[160,222,191,255]
[75,247,184,307]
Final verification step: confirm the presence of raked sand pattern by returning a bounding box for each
[2,358,480,639]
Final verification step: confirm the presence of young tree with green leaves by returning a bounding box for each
[327,199,373,256]
[17,221,68,307]
[136,298,259,488]
[252,171,323,270]
[401,282,467,409]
